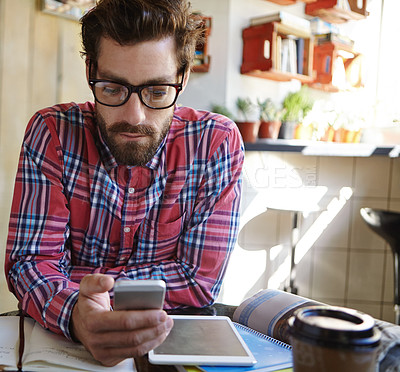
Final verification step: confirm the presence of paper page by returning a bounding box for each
[0,316,34,370]
[232,289,321,344]
[24,321,135,371]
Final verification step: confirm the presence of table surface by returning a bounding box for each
[4,304,400,371]
[1,304,238,372]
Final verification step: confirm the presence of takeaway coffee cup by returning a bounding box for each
[288,306,381,372]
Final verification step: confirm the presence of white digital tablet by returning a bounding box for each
[148,315,256,366]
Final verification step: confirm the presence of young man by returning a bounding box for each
[5,0,243,366]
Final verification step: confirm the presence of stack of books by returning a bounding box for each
[250,11,311,35]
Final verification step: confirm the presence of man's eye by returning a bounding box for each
[103,85,123,96]
[148,87,168,99]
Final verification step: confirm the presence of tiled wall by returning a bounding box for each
[219,151,400,324]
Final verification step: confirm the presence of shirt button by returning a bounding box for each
[124,227,131,233]
[128,187,135,194]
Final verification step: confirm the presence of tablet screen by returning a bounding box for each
[148,316,256,366]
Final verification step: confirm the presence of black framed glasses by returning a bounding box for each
[89,67,185,110]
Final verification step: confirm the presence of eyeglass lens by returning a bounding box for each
[93,82,179,108]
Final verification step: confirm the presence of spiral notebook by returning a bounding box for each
[198,323,293,372]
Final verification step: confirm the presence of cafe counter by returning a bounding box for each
[244,139,400,157]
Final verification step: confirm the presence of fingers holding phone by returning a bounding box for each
[71,275,173,366]
[111,279,173,362]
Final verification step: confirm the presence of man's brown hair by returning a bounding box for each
[81,0,203,72]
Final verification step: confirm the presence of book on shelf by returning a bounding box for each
[281,39,296,74]
[0,315,135,371]
[280,39,290,74]
[194,50,205,65]
[314,32,355,47]
[288,38,297,75]
[295,38,305,75]
[250,11,311,35]
[337,0,352,11]
[310,17,339,35]
[176,289,324,372]
[277,36,299,75]
[275,35,282,71]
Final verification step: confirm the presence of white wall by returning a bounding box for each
[179,0,305,115]
[180,0,385,127]
[178,0,231,110]
[179,0,311,116]
[225,0,304,112]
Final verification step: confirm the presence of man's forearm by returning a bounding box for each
[68,260,217,308]
[7,261,80,339]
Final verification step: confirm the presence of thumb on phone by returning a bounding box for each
[80,274,114,296]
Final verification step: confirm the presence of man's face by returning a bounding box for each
[91,36,186,166]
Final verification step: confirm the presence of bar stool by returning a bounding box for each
[360,208,400,325]
[263,187,327,295]
[268,206,320,295]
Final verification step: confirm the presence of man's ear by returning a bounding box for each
[181,67,191,93]
[85,58,91,84]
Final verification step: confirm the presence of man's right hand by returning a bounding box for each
[71,274,174,367]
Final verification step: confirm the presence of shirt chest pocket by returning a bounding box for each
[134,213,186,263]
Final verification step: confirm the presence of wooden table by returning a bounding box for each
[1,304,238,372]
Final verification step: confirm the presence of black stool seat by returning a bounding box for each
[360,208,400,325]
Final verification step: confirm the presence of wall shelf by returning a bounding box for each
[263,0,318,4]
[305,0,368,23]
[192,16,212,73]
[241,22,314,83]
[311,41,363,92]
[244,69,314,84]
[264,0,297,4]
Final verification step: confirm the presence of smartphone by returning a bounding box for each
[113,279,166,310]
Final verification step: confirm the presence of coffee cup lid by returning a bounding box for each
[288,306,381,349]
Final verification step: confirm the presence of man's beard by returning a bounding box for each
[96,111,171,166]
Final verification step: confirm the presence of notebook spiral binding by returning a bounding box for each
[234,323,292,350]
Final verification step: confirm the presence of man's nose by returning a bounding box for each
[121,92,146,125]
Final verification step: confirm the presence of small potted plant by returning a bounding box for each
[280,86,313,139]
[235,97,260,143]
[257,98,285,139]
[211,104,234,120]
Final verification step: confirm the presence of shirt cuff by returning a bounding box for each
[43,287,80,341]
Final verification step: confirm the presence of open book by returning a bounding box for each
[0,315,135,371]
[232,289,321,347]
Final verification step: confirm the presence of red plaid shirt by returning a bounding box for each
[5,102,243,339]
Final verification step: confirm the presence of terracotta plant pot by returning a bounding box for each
[333,128,362,143]
[258,120,282,139]
[321,126,335,141]
[236,121,260,143]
